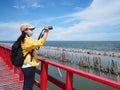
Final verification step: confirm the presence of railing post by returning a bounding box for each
[66,71,73,90]
[14,66,17,74]
[8,51,12,70]
[19,68,23,81]
[40,60,48,90]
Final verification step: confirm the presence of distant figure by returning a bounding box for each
[17,23,49,90]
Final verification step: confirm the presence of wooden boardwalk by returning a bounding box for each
[0,58,23,90]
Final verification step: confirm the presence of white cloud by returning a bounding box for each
[0,22,19,30]
[68,0,120,30]
[13,0,42,9]
[45,0,120,40]
[31,2,41,8]
[0,22,45,41]
[33,0,120,31]
[1,0,120,41]
[0,22,21,41]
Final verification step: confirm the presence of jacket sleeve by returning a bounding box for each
[22,37,45,51]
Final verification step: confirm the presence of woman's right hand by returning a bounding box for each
[44,26,49,31]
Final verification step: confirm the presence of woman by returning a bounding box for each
[17,23,49,90]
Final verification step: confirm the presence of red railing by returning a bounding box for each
[0,45,23,81]
[0,45,120,90]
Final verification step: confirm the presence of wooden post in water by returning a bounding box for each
[111,60,118,75]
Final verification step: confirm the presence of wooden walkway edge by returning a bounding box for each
[0,58,23,90]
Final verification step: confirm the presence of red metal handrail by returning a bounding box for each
[0,45,23,81]
[0,45,120,90]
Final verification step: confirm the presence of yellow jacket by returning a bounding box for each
[21,36,45,67]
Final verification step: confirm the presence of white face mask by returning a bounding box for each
[28,30,33,37]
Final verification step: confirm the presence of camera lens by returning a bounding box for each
[48,26,53,30]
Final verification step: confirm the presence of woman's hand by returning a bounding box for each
[44,26,49,31]
[42,26,49,40]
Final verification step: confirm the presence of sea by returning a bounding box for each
[0,41,120,90]
[46,41,120,52]
[1,41,120,52]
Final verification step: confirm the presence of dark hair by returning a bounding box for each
[16,31,26,43]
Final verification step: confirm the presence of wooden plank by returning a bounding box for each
[0,59,23,90]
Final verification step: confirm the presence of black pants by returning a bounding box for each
[22,67,36,90]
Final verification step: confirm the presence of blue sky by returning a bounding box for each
[0,0,120,41]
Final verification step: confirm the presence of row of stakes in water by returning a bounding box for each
[37,46,120,75]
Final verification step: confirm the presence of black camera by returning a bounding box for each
[48,26,53,30]
[44,26,53,30]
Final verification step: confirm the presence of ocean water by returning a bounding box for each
[1,41,120,52]
[0,41,120,90]
[39,41,120,90]
[45,41,120,52]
